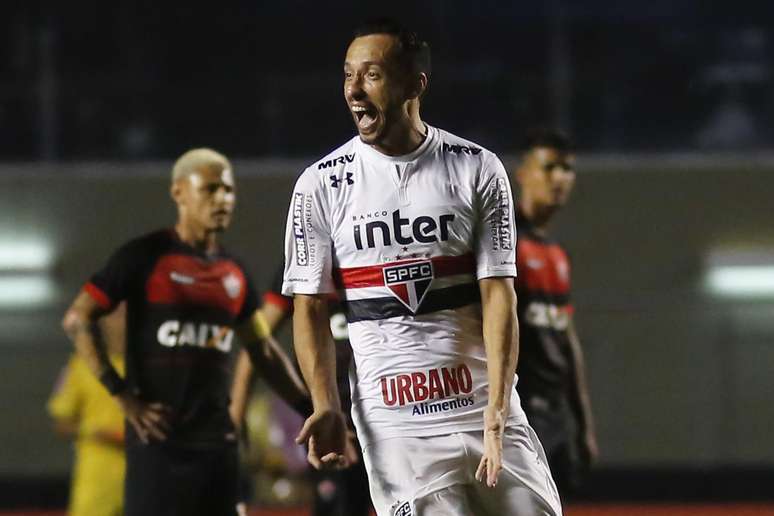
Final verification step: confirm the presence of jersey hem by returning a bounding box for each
[357,413,526,448]
[476,267,518,280]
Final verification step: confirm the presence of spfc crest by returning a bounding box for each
[391,500,412,516]
[383,260,433,313]
[222,273,242,299]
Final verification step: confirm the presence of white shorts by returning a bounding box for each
[362,424,562,516]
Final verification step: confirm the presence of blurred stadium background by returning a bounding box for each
[1,1,773,514]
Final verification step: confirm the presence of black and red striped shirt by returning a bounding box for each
[515,213,575,409]
[85,229,258,446]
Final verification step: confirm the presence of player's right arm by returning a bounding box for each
[229,273,294,430]
[64,237,173,443]
[62,291,169,443]
[282,168,348,470]
[292,294,347,469]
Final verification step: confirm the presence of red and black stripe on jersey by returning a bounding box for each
[84,229,258,446]
[514,214,575,407]
[334,253,479,322]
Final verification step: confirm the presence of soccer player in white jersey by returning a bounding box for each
[282,19,562,516]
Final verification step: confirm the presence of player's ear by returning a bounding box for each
[170,181,183,205]
[408,72,428,100]
[514,163,529,186]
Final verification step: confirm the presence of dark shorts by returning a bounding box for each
[125,442,239,516]
[311,446,372,516]
[525,403,585,498]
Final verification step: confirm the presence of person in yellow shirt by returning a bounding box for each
[48,306,126,516]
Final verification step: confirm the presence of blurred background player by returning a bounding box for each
[48,305,127,516]
[230,262,372,516]
[61,148,310,516]
[512,129,598,498]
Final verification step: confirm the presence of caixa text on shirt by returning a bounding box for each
[381,363,473,407]
[156,320,234,353]
[353,209,455,250]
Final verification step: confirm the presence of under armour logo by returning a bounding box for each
[330,172,354,188]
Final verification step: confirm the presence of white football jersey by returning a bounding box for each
[282,125,525,445]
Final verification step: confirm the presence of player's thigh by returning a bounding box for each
[363,434,466,516]
[467,425,562,516]
[413,483,475,516]
[200,444,240,516]
[125,444,237,516]
[124,444,177,516]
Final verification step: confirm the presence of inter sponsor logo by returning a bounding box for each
[353,209,455,250]
[381,364,474,407]
[443,142,482,155]
[292,192,309,266]
[490,178,513,251]
[156,320,234,353]
[412,396,475,416]
[318,153,355,169]
[383,260,433,312]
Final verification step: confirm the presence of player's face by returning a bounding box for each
[520,147,576,209]
[176,164,236,233]
[344,34,411,146]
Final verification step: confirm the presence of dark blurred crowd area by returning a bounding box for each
[2,0,774,161]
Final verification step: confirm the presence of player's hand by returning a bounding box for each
[91,429,125,448]
[343,428,360,466]
[475,406,505,488]
[579,428,599,468]
[295,409,348,470]
[116,392,171,444]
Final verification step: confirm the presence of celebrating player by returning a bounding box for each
[282,19,562,515]
[513,129,598,497]
[61,148,309,516]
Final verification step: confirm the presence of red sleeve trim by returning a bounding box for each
[263,291,292,313]
[83,282,112,310]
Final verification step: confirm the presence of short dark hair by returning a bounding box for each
[523,128,573,153]
[353,18,432,78]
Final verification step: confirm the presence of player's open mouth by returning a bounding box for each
[352,104,378,132]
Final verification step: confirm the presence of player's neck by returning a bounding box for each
[174,222,220,254]
[519,200,556,236]
[370,116,427,157]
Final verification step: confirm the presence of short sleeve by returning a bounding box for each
[85,240,144,310]
[263,262,293,313]
[474,154,518,279]
[281,170,336,296]
[47,357,81,422]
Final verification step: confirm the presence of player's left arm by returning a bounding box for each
[567,316,598,466]
[235,312,311,418]
[476,276,519,488]
[47,358,82,440]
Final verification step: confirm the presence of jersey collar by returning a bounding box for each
[355,124,438,164]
